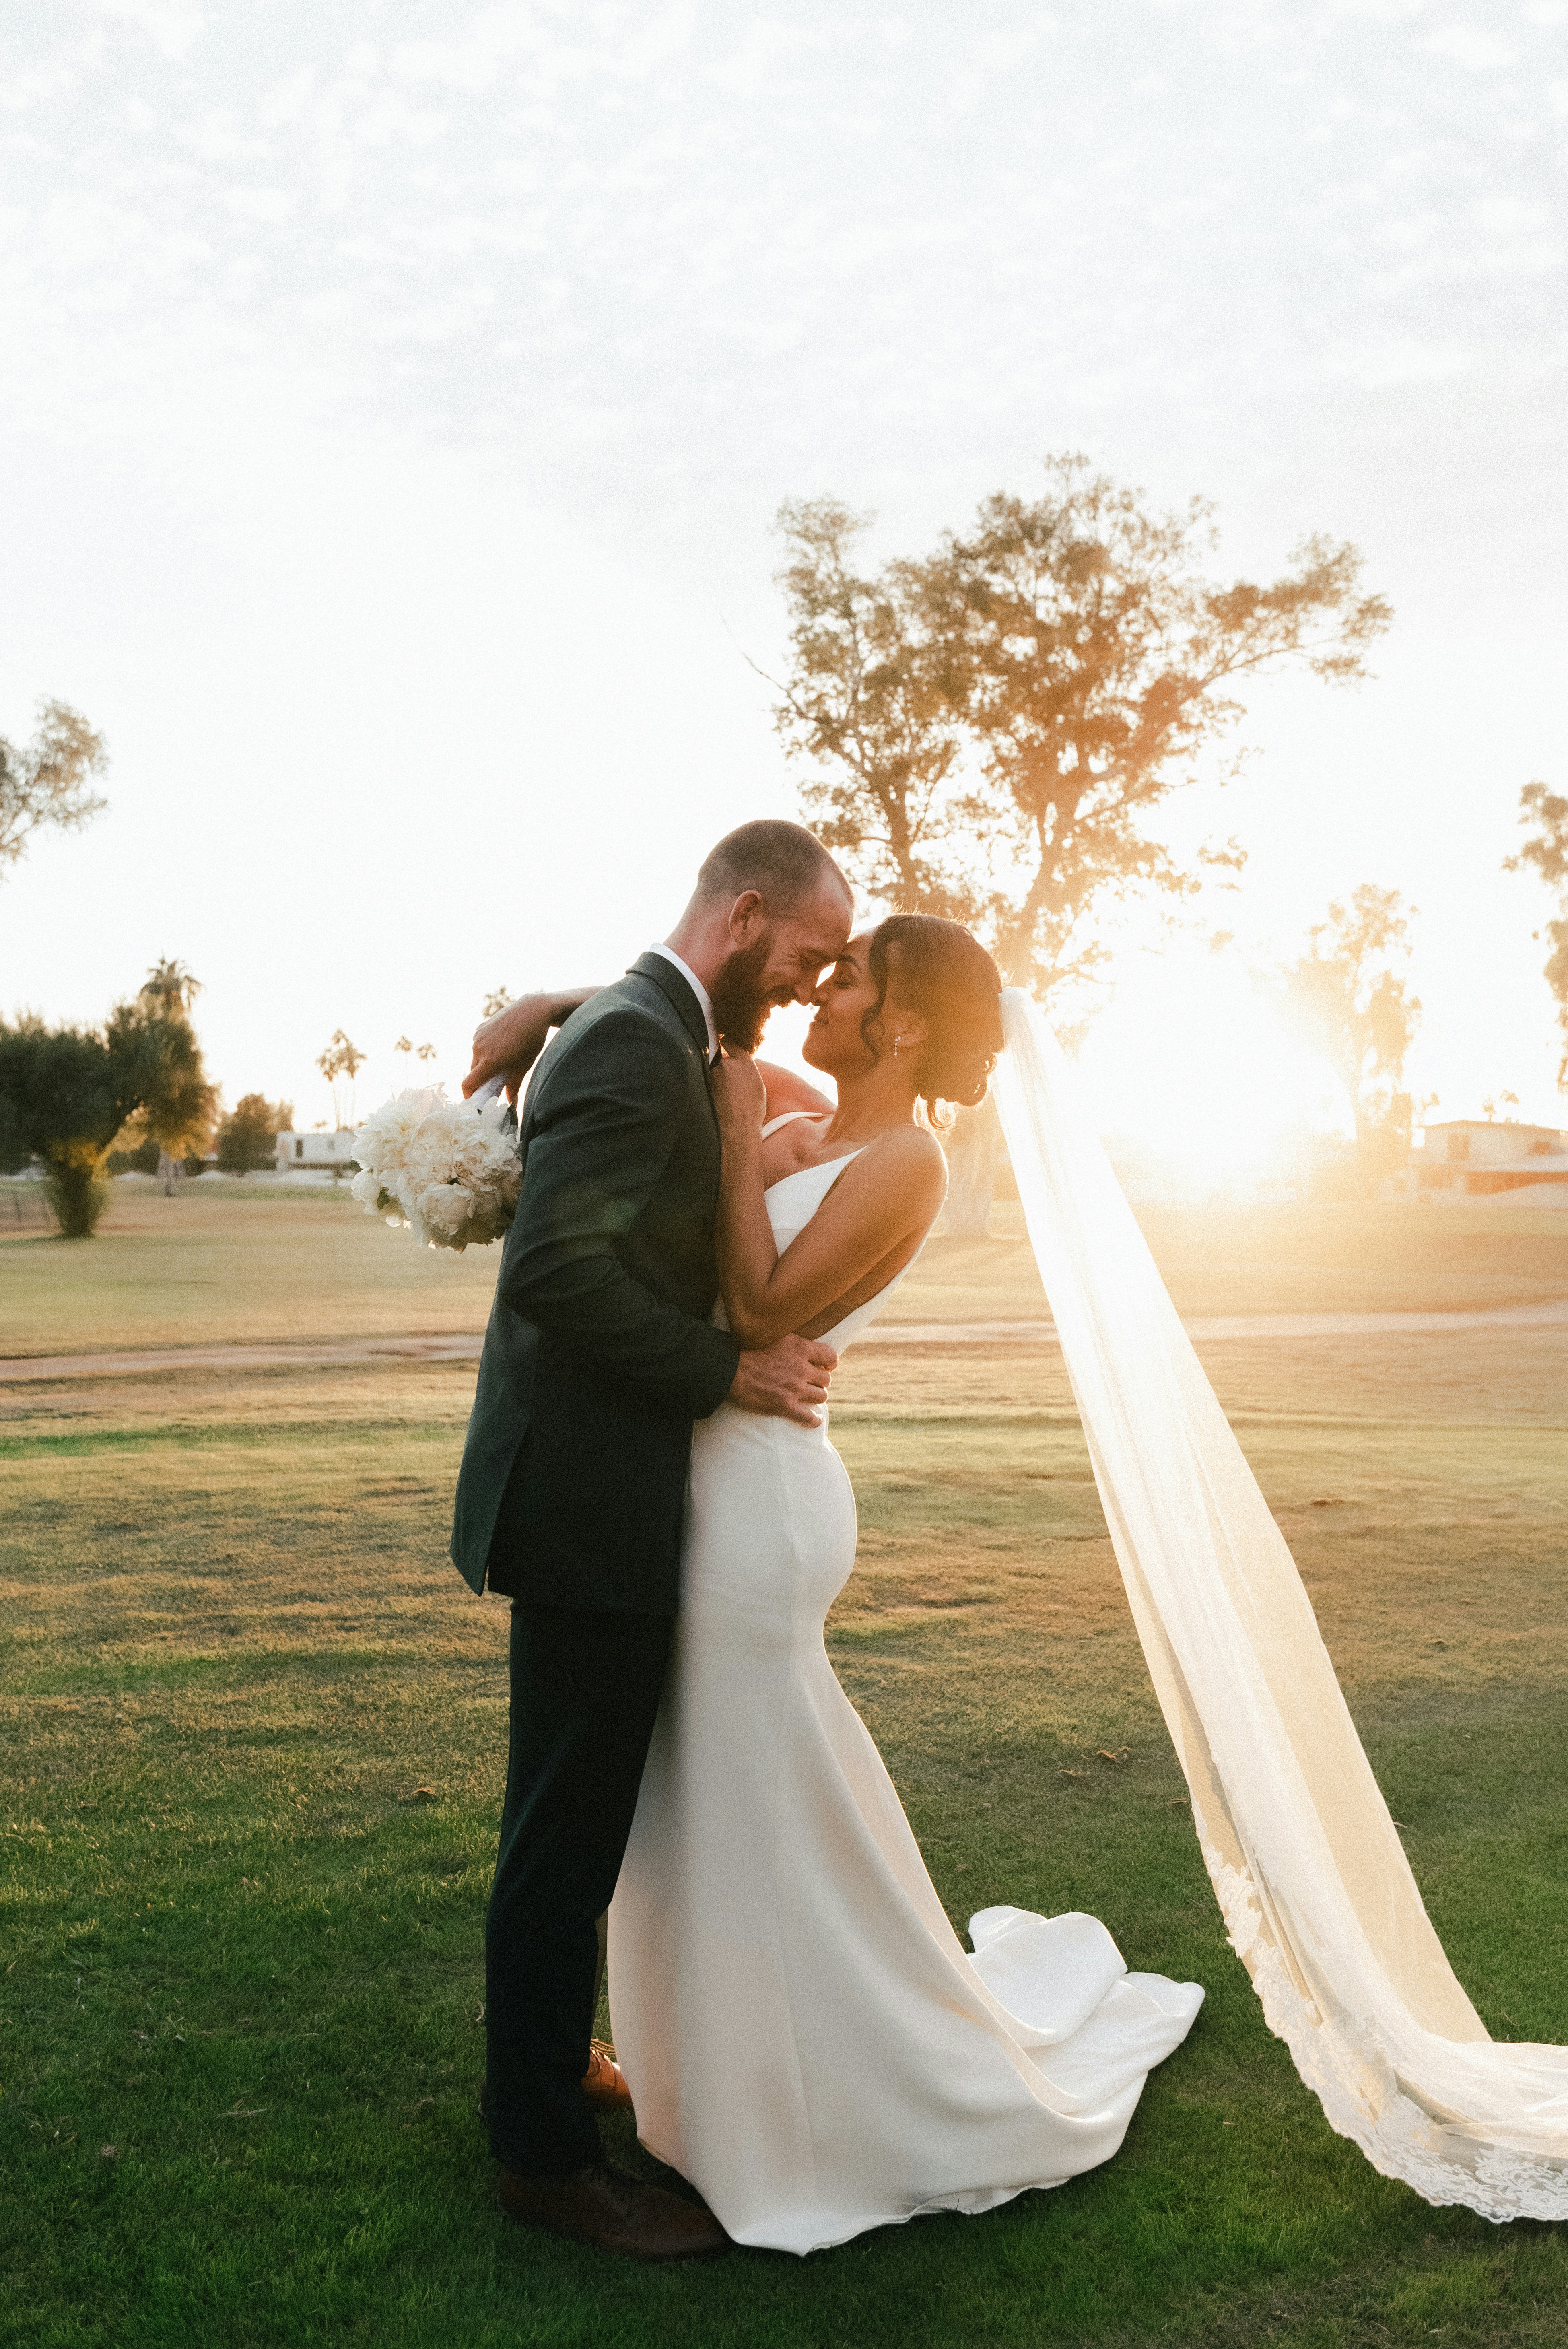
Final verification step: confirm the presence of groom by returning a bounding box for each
[452,819,855,2259]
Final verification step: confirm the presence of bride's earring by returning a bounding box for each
[893,1036,905,1056]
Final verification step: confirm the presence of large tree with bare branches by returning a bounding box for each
[771,457,1391,999]
[769,458,1393,1228]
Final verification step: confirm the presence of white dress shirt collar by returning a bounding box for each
[648,943,719,1061]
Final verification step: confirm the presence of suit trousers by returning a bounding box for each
[484,1600,674,2174]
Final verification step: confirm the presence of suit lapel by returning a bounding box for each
[629,952,711,1057]
[627,952,721,1141]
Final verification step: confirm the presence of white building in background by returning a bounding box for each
[1407,1120,1568,1201]
[274,1130,358,1175]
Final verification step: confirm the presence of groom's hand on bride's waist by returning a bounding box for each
[728,1334,837,1427]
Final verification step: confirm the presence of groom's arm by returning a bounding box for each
[497,1011,741,1418]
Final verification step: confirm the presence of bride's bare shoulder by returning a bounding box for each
[853,1123,947,1201]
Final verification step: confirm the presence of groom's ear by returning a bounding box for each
[726,890,767,941]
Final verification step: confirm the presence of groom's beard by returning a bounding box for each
[710,935,783,1054]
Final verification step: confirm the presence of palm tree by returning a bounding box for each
[138,960,213,1190]
[317,1031,366,1131]
[141,958,202,1016]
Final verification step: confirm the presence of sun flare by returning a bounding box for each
[1080,954,1349,1191]
[760,957,1348,1196]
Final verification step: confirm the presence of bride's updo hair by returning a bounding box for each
[862,915,1005,1119]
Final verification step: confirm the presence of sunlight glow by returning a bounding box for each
[1078,950,1350,1194]
[759,950,1351,1200]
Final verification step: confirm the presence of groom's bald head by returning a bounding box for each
[667,820,853,1049]
[694,820,852,917]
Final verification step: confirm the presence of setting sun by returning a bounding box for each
[1080,950,1350,1194]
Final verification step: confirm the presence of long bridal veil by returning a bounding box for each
[993,987,1568,2223]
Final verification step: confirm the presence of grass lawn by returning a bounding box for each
[5,1177,1568,1356]
[0,1181,501,1357]
[2,1198,1567,2344]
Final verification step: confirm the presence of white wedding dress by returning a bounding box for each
[608,1123,1203,2254]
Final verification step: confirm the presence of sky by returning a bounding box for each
[2,0,1565,1167]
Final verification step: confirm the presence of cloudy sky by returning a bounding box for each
[2,0,1565,1156]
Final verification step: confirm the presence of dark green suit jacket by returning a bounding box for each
[450,954,741,1612]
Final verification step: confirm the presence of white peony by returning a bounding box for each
[350,1086,521,1251]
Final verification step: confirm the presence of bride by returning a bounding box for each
[608,912,1203,2254]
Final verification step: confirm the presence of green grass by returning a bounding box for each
[5,1179,1567,1358]
[5,1238,1568,2347]
[0,1182,498,1357]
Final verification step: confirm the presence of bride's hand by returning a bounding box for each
[463,994,554,1104]
[711,1045,767,1136]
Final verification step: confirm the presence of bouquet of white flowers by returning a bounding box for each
[350,1085,521,1251]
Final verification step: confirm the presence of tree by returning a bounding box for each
[317,1030,365,1130]
[1503,781,1568,1090]
[138,960,217,1189]
[1275,886,1421,1185]
[0,998,214,1236]
[773,459,1391,995]
[770,458,1392,1227]
[482,987,514,1019]
[0,699,109,876]
[141,958,200,1016]
[107,1126,161,1177]
[216,1094,294,1174]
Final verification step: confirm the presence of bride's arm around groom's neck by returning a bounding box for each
[465,983,832,1118]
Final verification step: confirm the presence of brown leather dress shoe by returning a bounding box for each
[581,2040,634,2112]
[497,2159,731,2260]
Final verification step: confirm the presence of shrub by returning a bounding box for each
[216,1094,293,1176]
[0,1002,214,1239]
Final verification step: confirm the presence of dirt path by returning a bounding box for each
[6,1301,1568,1383]
[0,1335,487,1381]
[872,1302,1568,1344]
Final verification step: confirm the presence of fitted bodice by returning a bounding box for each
[615,1125,1203,2260]
[711,1148,914,1355]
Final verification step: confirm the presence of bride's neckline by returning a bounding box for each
[761,1108,899,1197]
[763,1148,863,1198]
